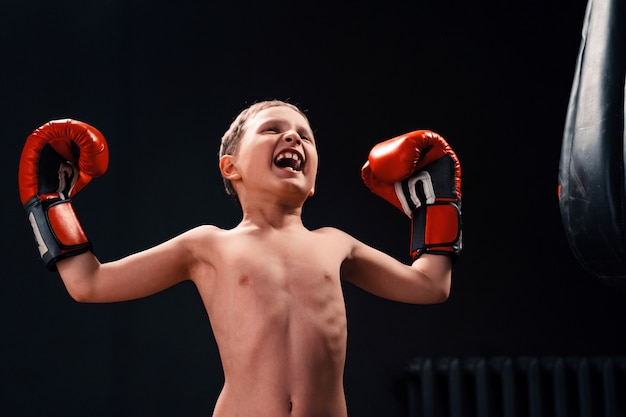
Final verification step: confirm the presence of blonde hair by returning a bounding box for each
[219,100,309,197]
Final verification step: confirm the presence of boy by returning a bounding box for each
[18,100,461,416]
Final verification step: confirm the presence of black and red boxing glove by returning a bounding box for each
[18,119,109,270]
[361,130,462,260]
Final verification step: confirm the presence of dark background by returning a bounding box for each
[2,0,624,416]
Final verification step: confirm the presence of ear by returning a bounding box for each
[219,155,241,181]
[308,187,315,197]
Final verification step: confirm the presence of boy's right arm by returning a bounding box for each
[56,230,200,303]
[18,119,197,303]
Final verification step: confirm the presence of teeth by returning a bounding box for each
[276,152,300,162]
[275,151,303,171]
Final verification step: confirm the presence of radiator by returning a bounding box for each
[406,356,626,417]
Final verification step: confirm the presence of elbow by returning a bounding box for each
[62,279,97,303]
[418,276,452,305]
[64,284,91,303]
[432,275,452,303]
[422,290,449,305]
[419,280,451,305]
[57,256,101,303]
[403,284,449,305]
[408,254,452,304]
[432,285,451,304]
[428,265,452,303]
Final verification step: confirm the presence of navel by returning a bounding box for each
[238,275,249,286]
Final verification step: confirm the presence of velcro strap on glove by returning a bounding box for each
[411,202,462,260]
[25,196,92,271]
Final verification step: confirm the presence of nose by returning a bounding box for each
[283,131,302,146]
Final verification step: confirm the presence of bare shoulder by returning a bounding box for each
[174,224,228,262]
[312,226,371,253]
[311,226,349,237]
[178,224,224,242]
[311,226,358,246]
[173,224,233,285]
[309,226,367,262]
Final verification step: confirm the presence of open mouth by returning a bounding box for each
[274,150,304,172]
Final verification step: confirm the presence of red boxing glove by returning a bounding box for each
[18,119,109,270]
[361,130,462,260]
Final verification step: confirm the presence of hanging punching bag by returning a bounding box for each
[558,0,626,289]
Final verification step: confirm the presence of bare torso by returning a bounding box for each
[57,212,449,416]
[191,224,352,417]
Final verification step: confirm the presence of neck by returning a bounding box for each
[238,198,306,231]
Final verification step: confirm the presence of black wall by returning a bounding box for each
[3,1,624,416]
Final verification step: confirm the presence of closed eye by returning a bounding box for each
[299,131,315,143]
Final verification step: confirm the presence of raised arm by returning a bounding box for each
[346,130,462,304]
[342,240,452,304]
[18,119,202,303]
[56,228,204,303]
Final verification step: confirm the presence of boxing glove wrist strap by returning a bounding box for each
[410,201,462,261]
[24,196,92,271]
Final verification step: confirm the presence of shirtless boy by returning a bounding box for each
[18,100,462,416]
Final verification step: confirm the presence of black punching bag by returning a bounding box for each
[558,0,626,288]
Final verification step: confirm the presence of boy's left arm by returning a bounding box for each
[343,130,461,304]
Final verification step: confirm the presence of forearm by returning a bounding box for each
[56,251,102,302]
[410,254,452,303]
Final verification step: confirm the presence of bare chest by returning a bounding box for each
[229,240,343,303]
[204,229,350,321]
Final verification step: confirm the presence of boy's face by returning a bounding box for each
[221,106,318,204]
